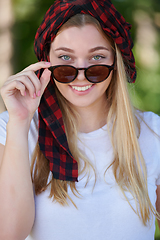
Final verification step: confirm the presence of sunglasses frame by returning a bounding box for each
[48,62,115,84]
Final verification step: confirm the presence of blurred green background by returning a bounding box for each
[0,0,160,239]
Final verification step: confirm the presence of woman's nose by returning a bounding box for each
[76,68,85,81]
[75,59,88,81]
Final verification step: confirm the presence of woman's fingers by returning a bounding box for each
[3,75,36,99]
[1,80,26,98]
[23,61,52,97]
[0,61,52,121]
[22,61,51,72]
[3,61,51,99]
[12,72,41,98]
[39,68,51,97]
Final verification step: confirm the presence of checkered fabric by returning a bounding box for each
[34,0,136,182]
[38,79,78,181]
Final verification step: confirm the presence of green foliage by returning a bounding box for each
[11,0,54,72]
[155,220,160,239]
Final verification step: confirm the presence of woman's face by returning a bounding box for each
[49,24,114,111]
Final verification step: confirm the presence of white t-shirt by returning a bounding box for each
[0,110,160,240]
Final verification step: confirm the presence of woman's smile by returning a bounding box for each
[69,84,94,93]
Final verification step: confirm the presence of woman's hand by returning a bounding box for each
[0,61,51,123]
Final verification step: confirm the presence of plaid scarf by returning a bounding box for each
[34,0,136,182]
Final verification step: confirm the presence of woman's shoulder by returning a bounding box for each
[136,110,160,135]
[0,110,9,122]
[0,110,9,132]
[0,110,38,146]
[0,110,38,126]
[0,111,9,145]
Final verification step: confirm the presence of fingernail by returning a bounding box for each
[45,62,51,65]
[33,93,36,99]
[37,90,41,97]
[24,91,26,96]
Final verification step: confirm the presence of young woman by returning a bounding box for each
[0,0,160,239]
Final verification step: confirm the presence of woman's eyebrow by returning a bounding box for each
[54,46,109,53]
[54,47,74,53]
[89,46,109,52]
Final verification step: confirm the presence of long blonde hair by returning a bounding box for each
[31,14,159,225]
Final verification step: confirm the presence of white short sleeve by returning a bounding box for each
[150,112,160,185]
[0,111,9,146]
[0,110,38,162]
[140,111,160,185]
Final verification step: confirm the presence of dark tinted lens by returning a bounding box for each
[86,65,109,83]
[53,66,77,83]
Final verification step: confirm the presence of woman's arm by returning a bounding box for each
[0,126,35,240]
[0,61,51,240]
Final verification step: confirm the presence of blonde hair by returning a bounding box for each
[31,14,160,225]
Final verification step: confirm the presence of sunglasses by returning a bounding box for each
[48,63,115,84]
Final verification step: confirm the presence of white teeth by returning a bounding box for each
[71,85,92,91]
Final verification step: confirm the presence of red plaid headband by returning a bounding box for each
[34,0,136,82]
[34,0,136,182]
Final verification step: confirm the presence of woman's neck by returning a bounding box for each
[73,99,109,133]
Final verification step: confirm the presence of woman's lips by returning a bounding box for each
[70,84,93,92]
[69,84,95,95]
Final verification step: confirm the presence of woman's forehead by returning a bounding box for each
[51,25,113,51]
